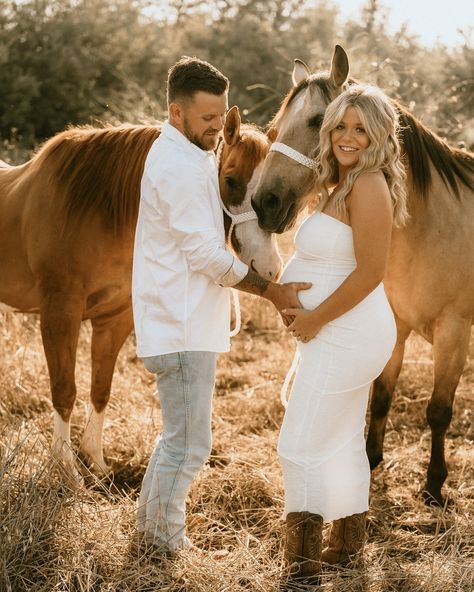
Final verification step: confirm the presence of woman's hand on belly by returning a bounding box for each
[283,307,323,343]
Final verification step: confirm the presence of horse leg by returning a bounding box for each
[423,315,470,506]
[80,309,133,474]
[366,319,411,470]
[40,292,83,475]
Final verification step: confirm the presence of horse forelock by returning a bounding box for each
[239,125,269,162]
[267,73,335,139]
[34,124,161,234]
[220,123,269,208]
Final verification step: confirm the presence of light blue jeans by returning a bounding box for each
[137,351,217,551]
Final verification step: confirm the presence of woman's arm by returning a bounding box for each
[285,172,393,342]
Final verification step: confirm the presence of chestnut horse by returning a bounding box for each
[252,46,474,506]
[0,106,281,476]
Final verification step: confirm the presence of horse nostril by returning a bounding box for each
[264,192,280,212]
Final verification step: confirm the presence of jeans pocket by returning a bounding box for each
[142,352,182,375]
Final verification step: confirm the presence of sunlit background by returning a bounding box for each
[336,0,472,46]
[0,0,472,157]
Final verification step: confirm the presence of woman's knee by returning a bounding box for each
[278,429,304,463]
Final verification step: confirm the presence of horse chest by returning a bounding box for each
[0,301,16,313]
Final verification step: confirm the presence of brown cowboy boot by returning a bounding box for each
[321,512,367,567]
[285,511,323,581]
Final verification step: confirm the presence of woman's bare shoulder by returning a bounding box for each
[349,171,390,204]
[352,170,388,193]
[347,171,392,222]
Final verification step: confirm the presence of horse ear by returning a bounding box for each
[267,126,278,143]
[329,44,349,87]
[224,105,241,146]
[292,59,311,86]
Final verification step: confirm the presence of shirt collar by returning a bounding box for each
[161,121,215,163]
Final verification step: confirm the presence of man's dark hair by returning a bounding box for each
[167,56,229,104]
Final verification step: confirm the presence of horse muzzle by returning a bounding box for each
[251,192,298,234]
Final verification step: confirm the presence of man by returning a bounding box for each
[132,56,309,554]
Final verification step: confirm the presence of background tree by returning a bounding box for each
[0,0,472,150]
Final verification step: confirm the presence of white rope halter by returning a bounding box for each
[215,139,259,338]
[215,140,258,238]
[218,197,258,239]
[269,142,318,170]
[280,348,300,408]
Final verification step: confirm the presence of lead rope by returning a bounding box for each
[229,288,241,337]
[280,347,300,408]
[215,140,249,339]
[269,139,315,404]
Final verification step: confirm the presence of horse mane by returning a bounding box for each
[238,123,270,161]
[31,124,161,234]
[394,103,474,198]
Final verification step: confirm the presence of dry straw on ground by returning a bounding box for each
[1,245,473,591]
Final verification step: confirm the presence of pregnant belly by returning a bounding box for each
[281,257,355,310]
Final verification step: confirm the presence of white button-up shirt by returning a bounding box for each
[132,122,249,357]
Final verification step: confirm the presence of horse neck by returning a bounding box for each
[36,125,161,235]
[398,106,474,200]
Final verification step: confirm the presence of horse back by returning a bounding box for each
[0,125,161,315]
[385,160,474,337]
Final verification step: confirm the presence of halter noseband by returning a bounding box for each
[216,138,317,236]
[215,140,258,238]
[269,142,318,170]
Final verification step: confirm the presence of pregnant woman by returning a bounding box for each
[279,84,408,581]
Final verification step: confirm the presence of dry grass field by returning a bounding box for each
[1,232,473,591]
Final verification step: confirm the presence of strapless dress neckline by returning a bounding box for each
[319,211,352,230]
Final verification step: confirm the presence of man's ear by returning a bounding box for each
[168,102,182,124]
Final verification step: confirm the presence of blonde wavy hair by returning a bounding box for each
[316,84,409,227]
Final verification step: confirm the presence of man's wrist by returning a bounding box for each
[262,281,279,302]
[234,270,273,297]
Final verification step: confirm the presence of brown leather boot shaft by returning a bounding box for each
[344,512,366,554]
[321,518,345,564]
[285,512,323,579]
[285,512,305,569]
[321,512,366,566]
[300,513,323,578]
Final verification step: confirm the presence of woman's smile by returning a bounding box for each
[331,106,370,169]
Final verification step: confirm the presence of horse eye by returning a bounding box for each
[225,176,238,189]
[308,114,323,128]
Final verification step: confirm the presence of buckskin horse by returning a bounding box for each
[252,45,474,506]
[0,106,281,477]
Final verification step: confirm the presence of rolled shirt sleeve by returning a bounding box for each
[158,165,248,287]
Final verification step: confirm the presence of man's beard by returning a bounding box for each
[183,118,220,151]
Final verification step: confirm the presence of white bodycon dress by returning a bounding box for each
[278,211,397,521]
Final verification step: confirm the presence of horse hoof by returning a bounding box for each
[78,449,112,476]
[421,488,446,508]
[54,461,84,489]
[51,448,84,487]
[89,460,112,476]
[68,468,85,488]
[366,448,383,471]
